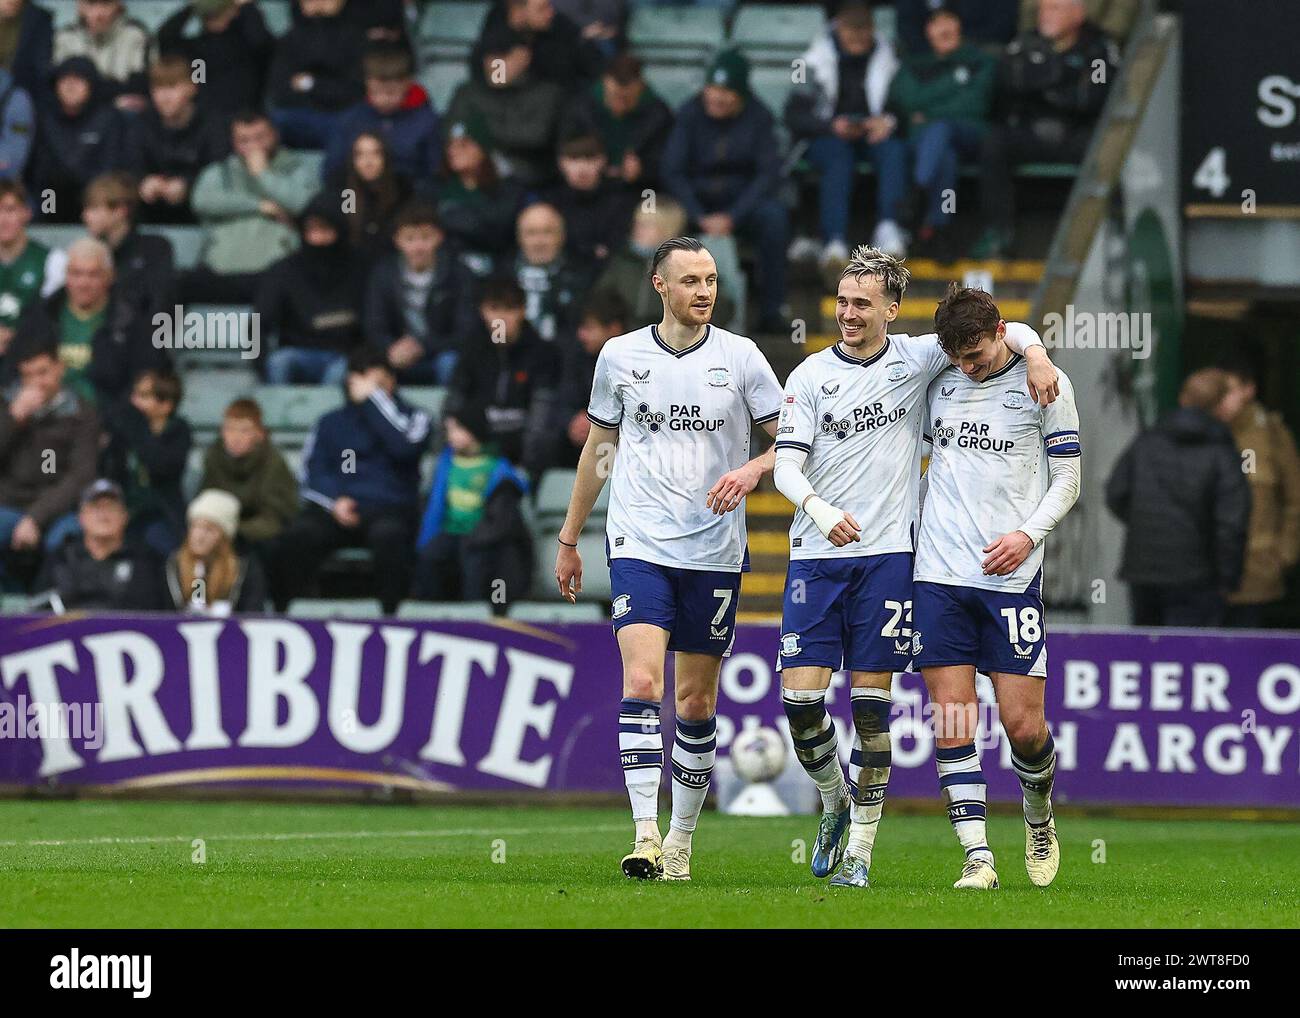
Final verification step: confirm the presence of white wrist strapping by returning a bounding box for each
[803,495,847,539]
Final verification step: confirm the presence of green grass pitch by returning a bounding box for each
[1,800,1297,928]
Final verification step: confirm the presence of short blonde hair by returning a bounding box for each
[840,244,911,303]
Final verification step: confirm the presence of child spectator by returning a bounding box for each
[0,182,63,358]
[127,54,230,224]
[513,201,594,343]
[101,367,191,556]
[165,488,267,614]
[447,277,560,476]
[267,346,430,614]
[81,172,176,322]
[31,57,128,222]
[186,111,321,304]
[156,0,275,117]
[435,115,526,274]
[267,0,365,150]
[560,53,673,188]
[0,0,54,103]
[325,130,412,260]
[414,405,532,611]
[446,23,565,187]
[52,0,148,111]
[0,342,99,577]
[542,133,636,264]
[198,397,299,549]
[8,237,164,407]
[325,44,440,183]
[363,200,477,386]
[257,193,368,384]
[35,478,166,611]
[887,7,994,259]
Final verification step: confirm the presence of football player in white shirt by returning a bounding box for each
[554,237,784,881]
[914,284,1082,891]
[772,247,1060,888]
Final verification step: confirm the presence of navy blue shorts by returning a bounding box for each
[609,558,741,656]
[912,575,1048,678]
[778,553,915,673]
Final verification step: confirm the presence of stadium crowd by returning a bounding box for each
[0,0,1136,615]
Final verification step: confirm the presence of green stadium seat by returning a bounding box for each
[417,1,491,60]
[260,0,292,36]
[170,306,258,370]
[535,468,608,524]
[403,386,447,420]
[749,65,796,119]
[507,601,605,623]
[873,4,898,44]
[179,368,260,431]
[397,600,494,621]
[288,598,383,619]
[28,224,83,252]
[730,3,826,64]
[628,7,725,63]
[140,225,204,272]
[46,1,77,29]
[419,61,470,113]
[256,384,344,434]
[642,63,703,112]
[126,1,187,33]
[182,445,206,500]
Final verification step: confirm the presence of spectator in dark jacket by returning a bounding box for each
[0,343,99,577]
[364,201,476,386]
[258,193,368,384]
[552,0,625,57]
[35,478,166,611]
[435,114,526,274]
[81,171,176,322]
[446,24,565,187]
[513,201,595,343]
[1105,368,1251,628]
[785,2,906,263]
[266,0,365,150]
[888,7,995,258]
[972,0,1119,257]
[30,56,128,222]
[324,44,440,183]
[126,54,230,224]
[267,346,430,613]
[198,397,299,549]
[324,130,413,261]
[156,0,274,116]
[52,0,148,111]
[448,277,561,475]
[895,0,1019,54]
[0,66,33,181]
[664,49,788,331]
[294,0,409,47]
[472,0,603,89]
[0,0,54,104]
[101,367,191,557]
[7,236,164,407]
[165,487,267,613]
[414,405,532,611]
[553,288,625,467]
[541,133,636,264]
[560,52,672,188]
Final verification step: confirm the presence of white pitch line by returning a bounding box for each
[0,823,627,849]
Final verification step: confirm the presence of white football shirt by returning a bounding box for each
[915,354,1081,593]
[587,324,784,572]
[775,334,952,559]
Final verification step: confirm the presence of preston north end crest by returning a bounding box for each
[612,594,631,618]
[780,633,801,657]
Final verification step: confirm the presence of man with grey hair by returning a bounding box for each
[5,233,164,405]
[771,245,1059,887]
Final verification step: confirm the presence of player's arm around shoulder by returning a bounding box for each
[1003,321,1060,407]
[555,422,620,603]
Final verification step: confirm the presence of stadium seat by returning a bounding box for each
[182,445,206,499]
[641,63,703,112]
[293,148,326,182]
[417,1,491,61]
[535,469,608,527]
[28,224,83,253]
[260,0,293,36]
[628,7,725,64]
[179,368,260,432]
[256,385,343,435]
[748,65,796,120]
[419,61,470,114]
[140,225,204,272]
[287,598,383,619]
[507,601,605,623]
[170,306,258,371]
[402,386,447,421]
[396,601,494,621]
[45,1,77,29]
[126,1,188,34]
[729,3,827,64]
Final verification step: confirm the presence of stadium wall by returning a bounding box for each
[1,615,1297,809]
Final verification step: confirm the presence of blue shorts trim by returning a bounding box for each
[912,575,1047,678]
[778,553,915,673]
[609,558,740,656]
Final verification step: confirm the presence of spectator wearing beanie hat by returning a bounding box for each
[414,406,532,611]
[165,488,267,614]
[435,113,527,273]
[257,192,369,384]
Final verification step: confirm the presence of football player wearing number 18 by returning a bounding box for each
[772,247,1061,889]
[914,284,1082,891]
[554,237,784,882]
